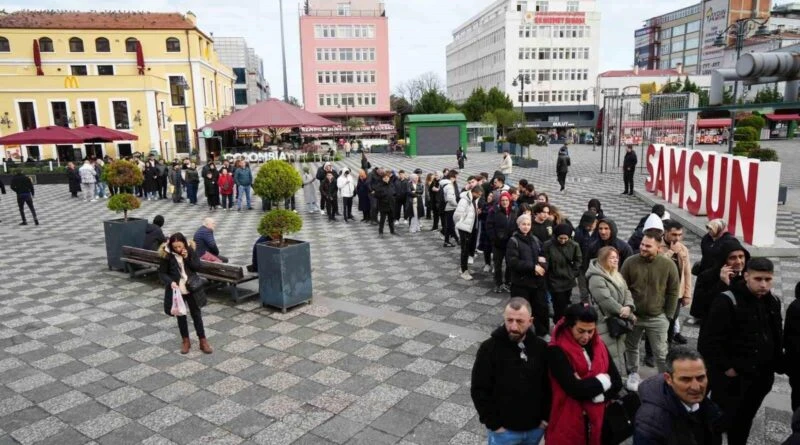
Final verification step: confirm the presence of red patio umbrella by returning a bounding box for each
[33,39,43,76]
[0,126,85,145]
[74,125,139,142]
[203,98,335,131]
[136,41,145,75]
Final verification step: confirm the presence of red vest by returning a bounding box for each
[545,319,610,445]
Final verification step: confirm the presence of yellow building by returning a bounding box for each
[0,10,235,161]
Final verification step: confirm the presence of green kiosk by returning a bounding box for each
[404,114,468,157]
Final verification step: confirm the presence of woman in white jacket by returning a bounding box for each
[337,168,356,222]
[453,187,484,280]
[499,150,513,175]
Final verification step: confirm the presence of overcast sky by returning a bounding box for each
[7,0,702,100]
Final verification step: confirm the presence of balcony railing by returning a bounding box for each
[301,5,385,17]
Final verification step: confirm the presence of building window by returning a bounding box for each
[337,3,351,16]
[95,37,110,52]
[566,1,579,11]
[339,48,353,61]
[535,1,548,12]
[18,102,36,130]
[97,65,114,76]
[672,40,685,52]
[69,37,84,52]
[0,37,9,52]
[685,54,698,66]
[112,101,130,129]
[38,37,53,52]
[233,68,246,84]
[51,101,69,127]
[80,101,97,126]
[125,37,138,53]
[670,57,683,68]
[166,37,181,52]
[27,146,40,160]
[234,89,248,105]
[685,38,699,50]
[174,125,189,152]
[69,65,87,76]
[169,76,187,106]
[673,24,686,37]
[117,143,132,157]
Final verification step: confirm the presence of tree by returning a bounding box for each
[753,85,783,104]
[461,87,489,121]
[346,118,365,130]
[486,87,514,111]
[487,109,524,137]
[286,96,302,107]
[391,94,413,138]
[394,71,445,108]
[414,89,454,114]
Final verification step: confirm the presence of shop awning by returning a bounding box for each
[0,126,86,145]
[74,125,139,142]
[620,120,686,129]
[203,98,335,132]
[697,118,732,128]
[763,113,800,122]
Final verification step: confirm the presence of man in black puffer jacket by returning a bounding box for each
[634,346,722,445]
[698,258,783,445]
[471,298,550,443]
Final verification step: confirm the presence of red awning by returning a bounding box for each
[697,118,732,128]
[204,98,336,131]
[33,39,43,76]
[74,125,139,142]
[764,113,800,122]
[0,126,85,145]
[620,120,686,129]
[135,41,145,75]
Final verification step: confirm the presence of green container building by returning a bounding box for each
[404,114,468,157]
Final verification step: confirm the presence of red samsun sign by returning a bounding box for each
[645,144,781,247]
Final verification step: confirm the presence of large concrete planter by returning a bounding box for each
[480,141,496,152]
[104,218,147,271]
[257,239,312,313]
[513,158,539,169]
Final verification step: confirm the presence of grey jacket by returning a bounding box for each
[586,259,635,337]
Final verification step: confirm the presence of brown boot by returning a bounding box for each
[198,337,213,354]
[180,337,191,354]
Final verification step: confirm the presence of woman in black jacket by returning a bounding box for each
[506,213,549,337]
[66,162,81,198]
[159,233,212,354]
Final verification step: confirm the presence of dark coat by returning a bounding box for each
[204,175,220,206]
[143,223,166,251]
[633,376,722,445]
[698,279,784,378]
[158,242,206,314]
[67,168,81,194]
[193,226,220,257]
[583,218,632,269]
[782,409,800,445]
[356,178,371,212]
[321,178,338,201]
[471,325,551,432]
[543,239,582,293]
[690,237,750,319]
[486,205,518,249]
[785,298,800,377]
[406,182,425,217]
[372,180,395,212]
[624,150,638,171]
[694,232,736,276]
[361,156,371,171]
[143,165,159,192]
[556,153,571,174]
[10,173,34,195]
[506,231,546,289]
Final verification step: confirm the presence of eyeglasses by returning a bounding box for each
[518,341,528,363]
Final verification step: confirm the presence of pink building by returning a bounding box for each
[299,0,393,133]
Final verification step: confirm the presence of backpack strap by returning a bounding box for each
[722,290,737,307]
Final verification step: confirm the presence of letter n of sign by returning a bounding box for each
[64,76,79,89]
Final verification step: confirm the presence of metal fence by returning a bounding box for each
[600,93,699,173]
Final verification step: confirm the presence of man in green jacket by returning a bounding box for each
[621,232,680,391]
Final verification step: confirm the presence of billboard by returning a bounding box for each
[700,0,729,75]
[634,27,656,69]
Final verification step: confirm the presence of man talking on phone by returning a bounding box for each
[691,238,750,323]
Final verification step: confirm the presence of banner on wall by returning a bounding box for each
[699,0,729,75]
[645,144,781,247]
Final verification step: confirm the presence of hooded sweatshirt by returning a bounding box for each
[620,250,680,319]
[782,408,800,445]
[337,168,356,198]
[690,237,751,319]
[584,218,633,269]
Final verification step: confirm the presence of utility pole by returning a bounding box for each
[279,0,290,102]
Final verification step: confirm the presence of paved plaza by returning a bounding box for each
[0,144,797,444]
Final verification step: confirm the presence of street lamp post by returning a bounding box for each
[511,74,531,129]
[584,86,602,151]
[178,77,192,157]
[714,18,770,154]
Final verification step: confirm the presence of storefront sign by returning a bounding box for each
[700,0,729,75]
[223,151,288,163]
[645,144,780,246]
[534,12,585,25]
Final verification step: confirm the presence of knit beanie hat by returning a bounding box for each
[554,223,572,238]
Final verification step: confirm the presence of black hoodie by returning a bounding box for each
[471,325,550,432]
[583,218,633,269]
[633,376,722,445]
[784,284,800,376]
[781,408,800,445]
[690,237,750,319]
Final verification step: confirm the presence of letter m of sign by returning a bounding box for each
[64,76,79,89]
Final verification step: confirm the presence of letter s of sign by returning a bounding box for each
[645,144,657,192]
[685,151,705,215]
[64,76,79,89]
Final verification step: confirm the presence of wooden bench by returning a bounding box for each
[120,246,258,302]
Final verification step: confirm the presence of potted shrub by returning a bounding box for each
[480,136,496,153]
[253,160,311,312]
[103,159,146,271]
[508,128,539,168]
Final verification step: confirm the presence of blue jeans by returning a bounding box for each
[186,182,198,204]
[95,182,107,198]
[486,428,544,445]
[237,185,251,209]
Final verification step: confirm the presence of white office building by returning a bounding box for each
[215,37,270,111]
[446,0,601,132]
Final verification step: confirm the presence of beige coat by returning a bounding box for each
[660,241,692,300]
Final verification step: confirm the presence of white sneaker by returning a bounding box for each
[482,264,493,273]
[468,256,474,265]
[626,372,642,392]
[460,270,473,281]
[320,210,326,215]
[90,199,98,202]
